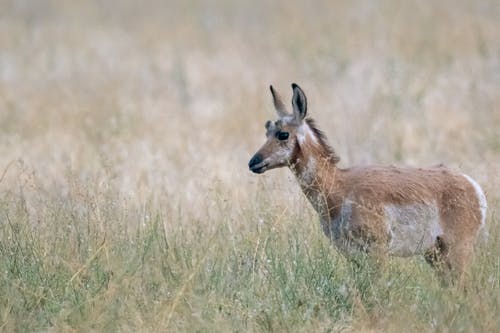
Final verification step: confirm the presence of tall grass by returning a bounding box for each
[1,179,499,332]
[1,0,499,331]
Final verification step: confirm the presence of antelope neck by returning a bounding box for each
[290,140,341,193]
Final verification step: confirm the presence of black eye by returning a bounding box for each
[276,131,289,141]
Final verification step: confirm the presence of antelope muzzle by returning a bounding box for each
[248,154,267,174]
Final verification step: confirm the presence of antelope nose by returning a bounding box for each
[248,154,263,170]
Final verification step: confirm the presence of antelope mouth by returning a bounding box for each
[249,162,269,174]
[248,154,269,174]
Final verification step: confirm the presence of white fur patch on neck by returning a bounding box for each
[297,123,318,145]
[300,156,317,184]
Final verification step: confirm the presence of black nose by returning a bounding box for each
[248,154,263,170]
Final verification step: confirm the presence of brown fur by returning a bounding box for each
[249,84,486,284]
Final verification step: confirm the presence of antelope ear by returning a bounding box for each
[270,85,289,117]
[291,83,307,121]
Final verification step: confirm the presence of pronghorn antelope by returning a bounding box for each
[248,83,487,282]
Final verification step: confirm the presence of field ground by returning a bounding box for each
[1,0,499,331]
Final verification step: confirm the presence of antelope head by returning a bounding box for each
[248,83,309,174]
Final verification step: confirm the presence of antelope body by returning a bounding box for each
[248,83,487,281]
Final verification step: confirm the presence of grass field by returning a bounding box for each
[1,0,499,331]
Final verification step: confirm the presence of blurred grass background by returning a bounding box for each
[0,0,499,331]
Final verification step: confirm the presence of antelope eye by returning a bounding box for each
[276,131,289,141]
